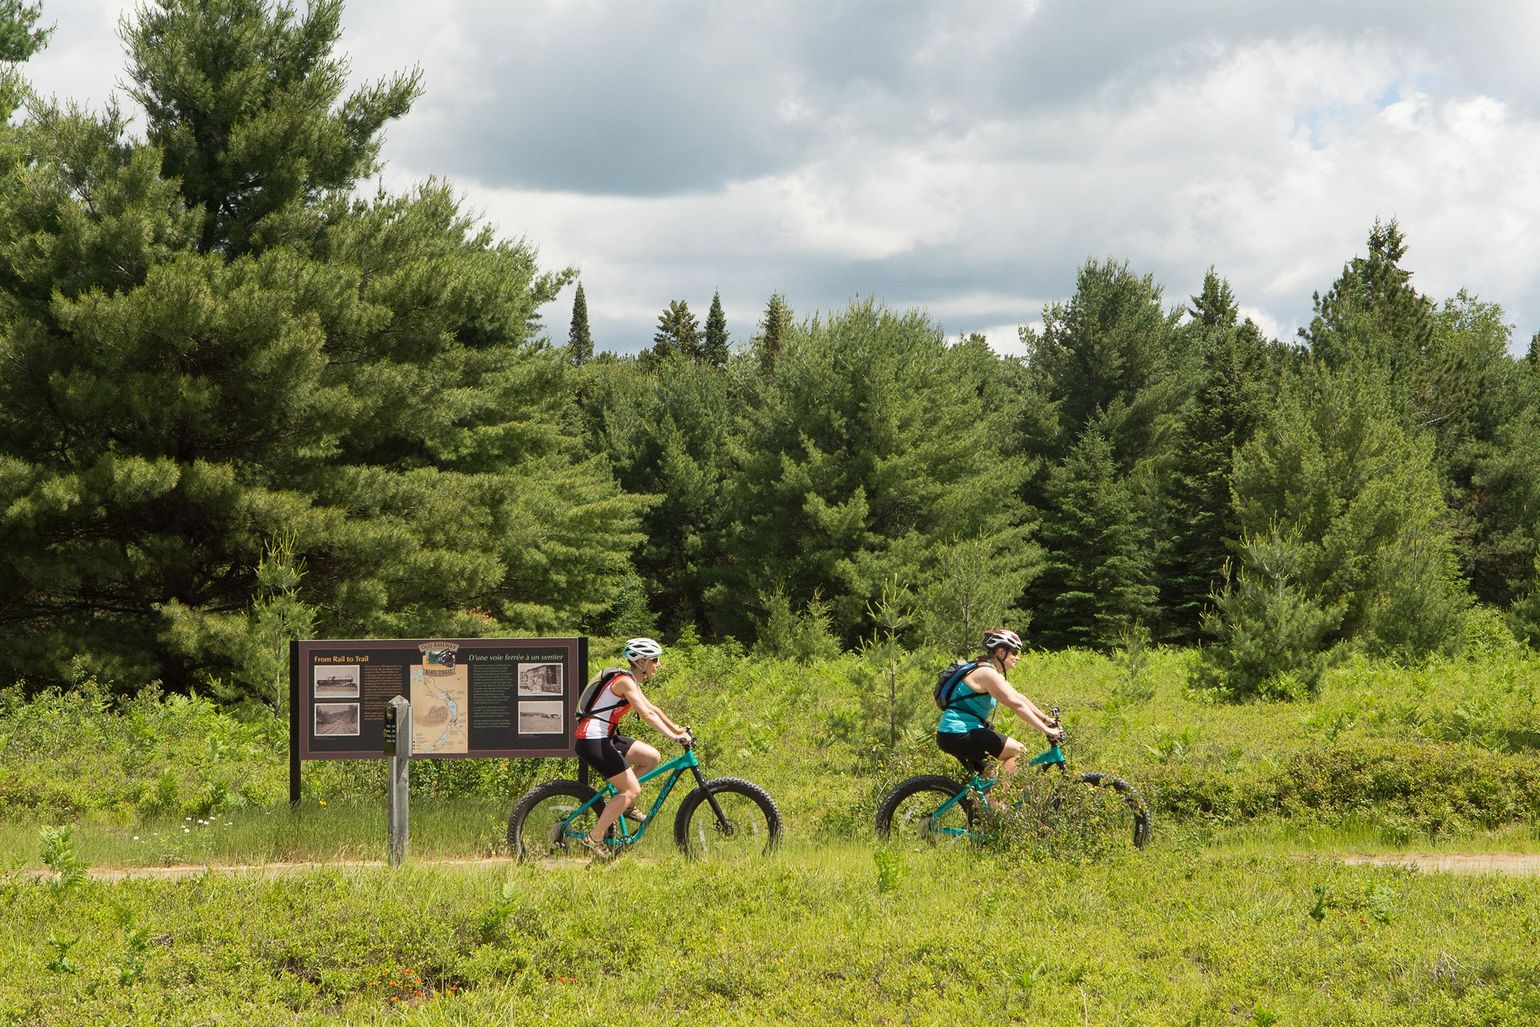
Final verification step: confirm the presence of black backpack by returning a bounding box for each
[932,660,980,711]
[574,667,630,722]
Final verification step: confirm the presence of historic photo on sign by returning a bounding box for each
[314,663,361,698]
[517,662,563,697]
[314,703,360,736]
[518,700,564,734]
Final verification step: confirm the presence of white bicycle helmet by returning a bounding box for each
[623,637,664,661]
[981,629,1023,653]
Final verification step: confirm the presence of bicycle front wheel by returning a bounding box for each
[875,775,977,847]
[1076,772,1152,849]
[507,780,602,861]
[673,777,782,858]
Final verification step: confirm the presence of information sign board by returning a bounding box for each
[288,637,587,800]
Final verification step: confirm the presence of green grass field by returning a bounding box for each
[2,640,1539,1024]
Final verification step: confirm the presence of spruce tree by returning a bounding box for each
[755,292,793,379]
[1030,429,1157,649]
[567,282,593,365]
[1156,269,1277,642]
[703,289,729,367]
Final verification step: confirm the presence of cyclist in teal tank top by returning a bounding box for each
[936,629,1061,798]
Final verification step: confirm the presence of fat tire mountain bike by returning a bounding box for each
[875,714,1151,850]
[508,733,782,861]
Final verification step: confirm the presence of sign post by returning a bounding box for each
[386,695,412,867]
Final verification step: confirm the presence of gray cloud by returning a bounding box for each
[22,0,1540,356]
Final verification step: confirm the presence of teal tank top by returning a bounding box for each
[937,673,996,733]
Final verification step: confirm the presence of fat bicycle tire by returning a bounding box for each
[673,777,782,858]
[1074,772,1152,849]
[507,780,604,861]
[874,775,979,845]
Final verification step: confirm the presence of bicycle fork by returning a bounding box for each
[690,763,737,837]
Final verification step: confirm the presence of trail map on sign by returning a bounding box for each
[411,666,469,754]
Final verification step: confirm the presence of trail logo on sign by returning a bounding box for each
[419,642,459,677]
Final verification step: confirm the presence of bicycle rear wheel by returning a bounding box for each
[875,775,978,847]
[507,780,603,861]
[1075,772,1152,849]
[673,777,782,858]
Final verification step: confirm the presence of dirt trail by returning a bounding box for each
[58,856,526,883]
[18,852,1540,882]
[1335,853,1540,876]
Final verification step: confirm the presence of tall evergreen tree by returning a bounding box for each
[755,292,793,379]
[1308,224,1540,608]
[649,298,701,364]
[1021,258,1184,470]
[1156,269,1277,642]
[722,300,1037,642]
[567,281,593,365]
[703,288,729,367]
[1303,218,1434,374]
[126,0,420,257]
[1030,429,1157,649]
[590,353,738,635]
[1415,294,1540,607]
[0,0,643,693]
[1226,365,1468,660]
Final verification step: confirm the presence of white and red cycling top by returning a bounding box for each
[576,671,635,739]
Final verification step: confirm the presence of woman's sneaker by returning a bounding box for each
[579,836,616,862]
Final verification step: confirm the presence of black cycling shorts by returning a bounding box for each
[576,734,636,779]
[936,728,1007,775]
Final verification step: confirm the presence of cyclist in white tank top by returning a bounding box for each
[575,637,690,860]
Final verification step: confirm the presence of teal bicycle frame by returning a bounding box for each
[568,744,727,849]
[919,741,1068,840]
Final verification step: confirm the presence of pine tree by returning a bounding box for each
[1227,365,1469,660]
[568,282,593,365]
[1303,219,1435,374]
[723,300,1038,643]
[0,0,644,693]
[1192,533,1343,701]
[649,299,701,364]
[1022,258,1184,469]
[703,289,729,367]
[126,0,421,257]
[0,1,48,63]
[589,353,740,636]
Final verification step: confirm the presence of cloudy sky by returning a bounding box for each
[23,0,1540,356]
